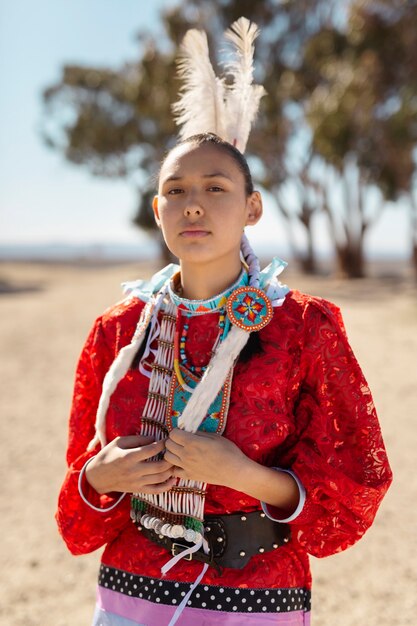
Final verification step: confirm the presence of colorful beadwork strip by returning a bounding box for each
[168,269,248,314]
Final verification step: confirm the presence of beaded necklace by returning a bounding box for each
[173,310,226,392]
[167,267,248,313]
[176,308,226,375]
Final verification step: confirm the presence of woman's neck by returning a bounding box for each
[179,257,243,300]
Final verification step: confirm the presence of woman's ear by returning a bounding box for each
[245,191,263,226]
[152,195,161,227]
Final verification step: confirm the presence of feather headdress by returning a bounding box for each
[172,16,265,154]
[223,18,266,153]
[172,29,227,140]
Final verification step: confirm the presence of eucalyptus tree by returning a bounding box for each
[42,0,417,276]
[41,0,336,270]
[296,0,417,276]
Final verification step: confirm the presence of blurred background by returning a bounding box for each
[1,0,417,276]
[1,2,416,626]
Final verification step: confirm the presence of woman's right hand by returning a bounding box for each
[85,435,176,495]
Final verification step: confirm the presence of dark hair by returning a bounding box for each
[160,132,254,196]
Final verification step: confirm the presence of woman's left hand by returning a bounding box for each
[164,428,247,486]
[165,429,300,514]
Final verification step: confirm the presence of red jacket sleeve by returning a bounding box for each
[56,316,131,556]
[275,297,392,557]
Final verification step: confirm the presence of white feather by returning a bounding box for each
[172,29,227,139]
[223,17,266,152]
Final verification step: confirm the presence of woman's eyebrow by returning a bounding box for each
[162,175,182,183]
[203,172,233,181]
[162,172,233,184]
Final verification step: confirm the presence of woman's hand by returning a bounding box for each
[85,435,176,495]
[164,429,300,515]
[164,429,247,486]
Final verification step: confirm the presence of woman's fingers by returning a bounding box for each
[163,449,180,466]
[116,435,156,449]
[168,428,190,445]
[138,468,175,486]
[164,437,184,466]
[123,439,166,462]
[85,436,174,494]
[140,477,177,494]
[137,458,173,476]
[164,436,183,453]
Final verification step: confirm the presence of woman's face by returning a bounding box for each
[153,142,262,266]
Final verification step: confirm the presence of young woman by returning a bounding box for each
[57,133,392,626]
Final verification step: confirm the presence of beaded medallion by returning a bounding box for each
[226,286,273,332]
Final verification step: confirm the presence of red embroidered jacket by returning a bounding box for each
[56,290,392,590]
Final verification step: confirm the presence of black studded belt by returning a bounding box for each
[139,510,291,572]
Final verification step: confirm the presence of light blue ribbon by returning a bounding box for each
[122,263,179,302]
[259,257,290,304]
[122,257,289,305]
[259,256,287,286]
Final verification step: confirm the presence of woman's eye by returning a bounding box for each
[208,186,224,192]
[167,188,183,195]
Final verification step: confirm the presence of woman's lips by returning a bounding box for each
[180,229,210,238]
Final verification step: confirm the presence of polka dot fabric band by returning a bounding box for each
[98,565,311,614]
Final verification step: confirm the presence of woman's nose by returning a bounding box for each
[184,197,204,217]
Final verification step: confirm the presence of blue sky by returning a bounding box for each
[0,1,410,259]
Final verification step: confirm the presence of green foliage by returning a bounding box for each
[42,48,178,179]
[40,0,417,275]
[296,2,417,197]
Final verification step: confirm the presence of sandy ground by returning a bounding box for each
[0,260,416,626]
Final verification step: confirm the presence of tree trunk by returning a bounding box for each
[300,224,318,274]
[410,193,417,281]
[274,189,320,275]
[412,243,417,280]
[336,243,365,278]
[322,162,375,279]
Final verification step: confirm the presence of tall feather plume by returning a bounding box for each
[223,17,265,153]
[172,29,227,139]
